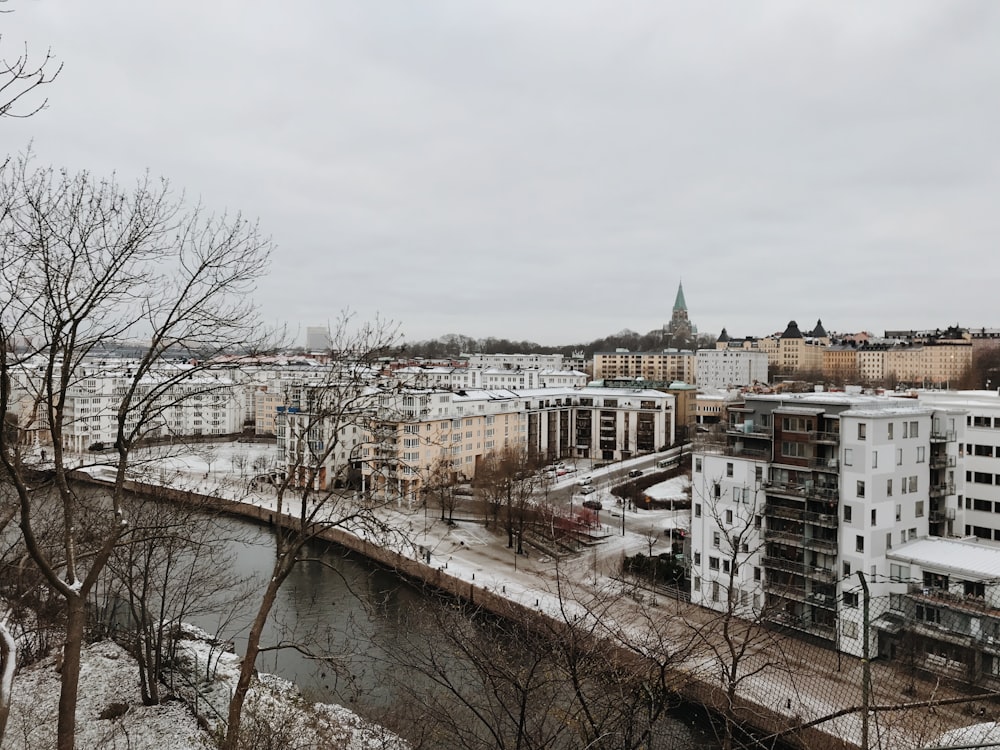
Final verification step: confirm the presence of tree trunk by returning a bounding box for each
[0,617,16,745]
[57,596,85,750]
[222,573,282,750]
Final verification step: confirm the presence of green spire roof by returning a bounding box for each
[673,281,687,312]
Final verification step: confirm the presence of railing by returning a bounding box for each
[764,529,805,545]
[694,442,770,461]
[727,423,773,438]
[765,504,804,522]
[930,482,956,498]
[809,456,840,471]
[930,454,957,469]
[808,430,840,443]
[764,481,839,502]
[930,429,957,442]
[765,582,809,602]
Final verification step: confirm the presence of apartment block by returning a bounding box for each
[593,349,694,383]
[690,391,961,657]
[695,349,769,388]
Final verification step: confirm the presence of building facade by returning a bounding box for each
[695,349,769,388]
[690,391,962,656]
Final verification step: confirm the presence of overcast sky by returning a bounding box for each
[4,2,999,347]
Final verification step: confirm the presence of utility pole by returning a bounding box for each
[858,571,871,750]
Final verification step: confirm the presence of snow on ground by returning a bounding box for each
[5,628,408,750]
[643,475,690,503]
[6,640,209,750]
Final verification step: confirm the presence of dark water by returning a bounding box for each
[186,514,721,749]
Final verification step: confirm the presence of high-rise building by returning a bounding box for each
[305,326,331,352]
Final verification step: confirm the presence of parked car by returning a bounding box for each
[579,485,597,495]
[582,499,602,510]
[579,476,593,486]
[627,469,643,478]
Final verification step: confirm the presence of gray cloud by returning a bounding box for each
[4,1,998,345]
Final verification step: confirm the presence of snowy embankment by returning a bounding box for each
[4,625,407,750]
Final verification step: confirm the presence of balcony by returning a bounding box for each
[766,582,809,603]
[727,422,773,438]
[808,430,841,444]
[930,429,957,443]
[763,557,838,584]
[930,454,957,469]
[764,480,839,502]
[804,536,839,554]
[929,507,956,524]
[765,528,805,545]
[765,504,804,522]
[809,456,840,472]
[930,482,956,499]
[695,442,770,461]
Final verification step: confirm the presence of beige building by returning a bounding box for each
[593,349,695,383]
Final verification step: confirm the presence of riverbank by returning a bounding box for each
[67,446,994,750]
[74,468,858,750]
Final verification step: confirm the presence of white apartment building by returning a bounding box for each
[690,391,961,657]
[695,349,769,389]
[15,359,244,453]
[393,366,588,391]
[880,537,1000,688]
[462,352,586,371]
[918,390,1000,544]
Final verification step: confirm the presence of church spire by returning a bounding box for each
[673,281,687,312]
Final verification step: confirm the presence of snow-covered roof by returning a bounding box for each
[888,537,1000,580]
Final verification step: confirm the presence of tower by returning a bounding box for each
[665,281,695,345]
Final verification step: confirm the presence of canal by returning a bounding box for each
[186,511,724,749]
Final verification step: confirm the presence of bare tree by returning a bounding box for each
[476,446,539,554]
[0,1,62,120]
[219,314,408,750]
[686,483,802,750]
[0,154,271,750]
[98,491,252,706]
[424,454,459,524]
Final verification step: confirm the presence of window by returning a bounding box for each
[909,476,918,493]
[725,509,733,524]
[857,480,865,498]
[856,535,865,553]
[695,503,702,518]
[781,441,807,458]
[909,420,919,438]
[712,531,720,548]
[693,552,701,565]
[896,503,901,522]
[871,508,877,525]
[843,504,853,522]
[709,556,719,571]
[723,559,731,573]
[844,448,853,466]
[889,563,910,581]
[843,621,859,638]
[887,478,893,496]
[858,423,867,440]
[843,561,852,576]
[695,457,702,472]
[693,576,701,591]
[888,423,894,440]
[844,592,859,608]
[886,532,892,549]
[872,451,878,469]
[713,483,721,500]
[915,500,924,518]
[917,446,925,463]
[754,566,761,581]
[726,462,734,478]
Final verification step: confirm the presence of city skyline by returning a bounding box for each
[5,2,999,345]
